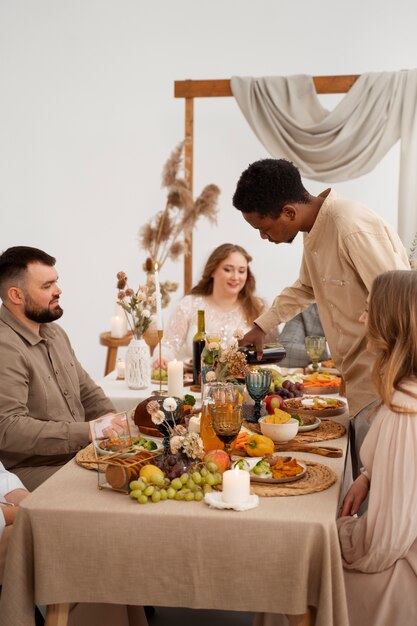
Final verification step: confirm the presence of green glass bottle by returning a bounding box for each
[192,310,205,385]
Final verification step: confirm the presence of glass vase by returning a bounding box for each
[125,337,151,390]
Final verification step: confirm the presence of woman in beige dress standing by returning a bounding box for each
[338,270,417,626]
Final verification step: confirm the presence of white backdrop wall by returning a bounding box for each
[0,0,415,379]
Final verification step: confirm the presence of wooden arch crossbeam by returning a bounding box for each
[174,75,359,293]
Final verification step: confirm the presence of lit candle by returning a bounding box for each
[222,466,250,504]
[167,359,183,397]
[154,263,163,331]
[110,315,124,338]
[116,359,126,379]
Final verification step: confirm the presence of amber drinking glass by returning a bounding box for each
[210,404,243,456]
[200,382,236,452]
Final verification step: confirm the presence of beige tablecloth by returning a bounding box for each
[0,414,349,626]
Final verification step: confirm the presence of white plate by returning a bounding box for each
[249,458,307,484]
[95,436,163,457]
[298,417,321,432]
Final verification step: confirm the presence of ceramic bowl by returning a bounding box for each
[258,416,299,443]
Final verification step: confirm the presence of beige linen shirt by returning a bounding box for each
[0,305,115,473]
[255,189,410,417]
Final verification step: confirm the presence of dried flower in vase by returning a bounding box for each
[139,141,220,272]
[116,272,154,339]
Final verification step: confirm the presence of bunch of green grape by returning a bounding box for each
[128,462,222,504]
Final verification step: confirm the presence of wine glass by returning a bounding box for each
[210,404,243,456]
[305,336,327,372]
[245,369,272,423]
[200,382,236,451]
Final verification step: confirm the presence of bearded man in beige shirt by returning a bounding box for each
[0,246,116,491]
[233,159,410,476]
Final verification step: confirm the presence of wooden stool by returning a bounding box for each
[99,332,132,375]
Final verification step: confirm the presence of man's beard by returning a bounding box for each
[24,294,63,324]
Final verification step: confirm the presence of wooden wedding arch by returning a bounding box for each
[174,75,359,293]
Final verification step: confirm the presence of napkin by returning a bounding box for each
[204,491,259,511]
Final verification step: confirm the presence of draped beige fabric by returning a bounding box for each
[231,70,417,249]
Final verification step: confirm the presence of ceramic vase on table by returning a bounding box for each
[125,337,151,390]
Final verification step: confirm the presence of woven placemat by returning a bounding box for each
[75,445,161,473]
[75,444,103,471]
[243,417,346,443]
[250,460,336,497]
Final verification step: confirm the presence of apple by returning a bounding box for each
[264,394,284,414]
[203,450,230,474]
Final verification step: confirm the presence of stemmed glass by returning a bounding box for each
[305,336,327,372]
[245,369,272,423]
[211,404,243,457]
[200,382,235,452]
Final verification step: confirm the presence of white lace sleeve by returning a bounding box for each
[160,296,200,362]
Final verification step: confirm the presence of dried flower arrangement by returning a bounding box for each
[116,271,154,339]
[140,141,220,273]
[146,397,205,461]
[202,329,250,383]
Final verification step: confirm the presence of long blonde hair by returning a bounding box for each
[367,270,417,413]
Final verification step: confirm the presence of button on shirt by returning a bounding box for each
[0,305,115,471]
[255,189,410,417]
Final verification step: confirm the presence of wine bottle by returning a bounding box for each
[238,343,287,365]
[192,310,205,385]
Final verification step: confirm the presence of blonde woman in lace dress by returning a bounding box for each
[154,243,271,367]
[337,270,417,626]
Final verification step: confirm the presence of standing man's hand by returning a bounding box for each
[238,325,266,360]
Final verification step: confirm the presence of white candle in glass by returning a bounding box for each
[222,466,250,504]
[167,359,183,397]
[154,264,163,331]
[110,316,124,338]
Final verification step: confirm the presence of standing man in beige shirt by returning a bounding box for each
[233,159,410,476]
[0,246,116,490]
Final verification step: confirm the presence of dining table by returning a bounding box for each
[96,370,177,413]
[0,383,351,626]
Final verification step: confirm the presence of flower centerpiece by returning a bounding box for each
[201,329,250,384]
[146,397,205,478]
[116,272,154,339]
[116,272,155,390]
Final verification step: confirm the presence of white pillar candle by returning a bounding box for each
[222,466,250,504]
[110,315,124,338]
[154,265,163,331]
[115,302,128,335]
[167,359,183,398]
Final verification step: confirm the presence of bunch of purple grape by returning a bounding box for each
[273,379,304,399]
[155,453,188,479]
